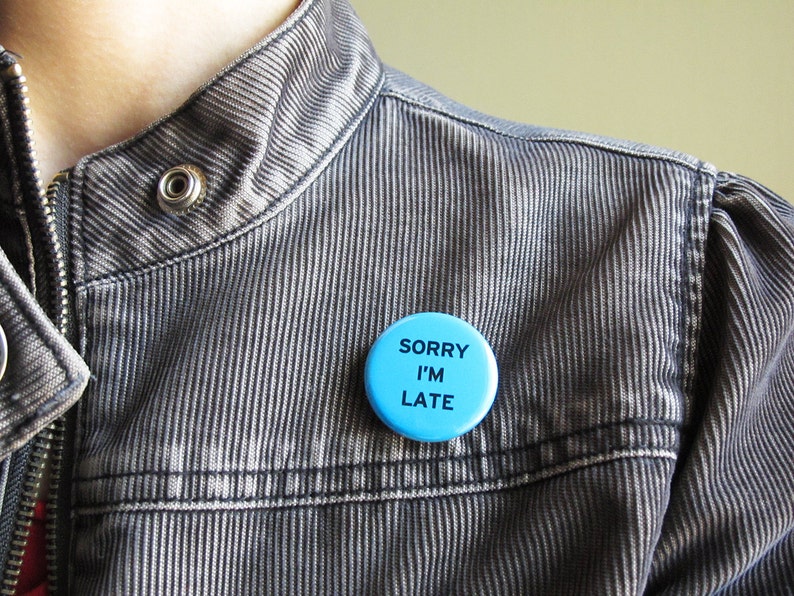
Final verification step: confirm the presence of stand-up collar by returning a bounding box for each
[71,0,383,283]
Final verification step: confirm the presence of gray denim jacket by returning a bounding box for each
[0,0,792,593]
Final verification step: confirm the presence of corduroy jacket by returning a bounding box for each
[0,0,792,592]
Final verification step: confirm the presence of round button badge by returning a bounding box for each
[0,323,6,383]
[365,313,498,442]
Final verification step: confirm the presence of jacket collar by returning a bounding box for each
[72,0,383,284]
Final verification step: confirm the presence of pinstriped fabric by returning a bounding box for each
[73,459,675,594]
[29,0,791,592]
[0,249,89,457]
[647,175,794,593]
[70,0,382,283]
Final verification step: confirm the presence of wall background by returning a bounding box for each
[351,0,794,202]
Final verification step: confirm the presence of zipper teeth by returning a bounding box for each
[1,55,71,595]
[42,177,70,333]
[2,64,69,333]
[1,62,46,213]
[44,418,66,592]
[0,429,55,596]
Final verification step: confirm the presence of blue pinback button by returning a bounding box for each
[364,312,498,442]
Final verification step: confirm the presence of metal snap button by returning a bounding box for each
[157,164,206,215]
[0,323,7,383]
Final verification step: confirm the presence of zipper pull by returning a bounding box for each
[0,46,22,78]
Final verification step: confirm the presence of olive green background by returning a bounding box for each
[351,1,794,202]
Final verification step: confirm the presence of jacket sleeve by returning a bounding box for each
[649,173,794,592]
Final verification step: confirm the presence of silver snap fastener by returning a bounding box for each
[0,323,7,383]
[157,164,206,215]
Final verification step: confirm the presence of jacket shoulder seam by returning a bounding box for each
[380,89,717,176]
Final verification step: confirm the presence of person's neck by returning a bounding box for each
[0,0,300,184]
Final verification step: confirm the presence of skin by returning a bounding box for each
[0,0,300,184]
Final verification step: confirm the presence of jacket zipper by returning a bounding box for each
[1,53,73,595]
